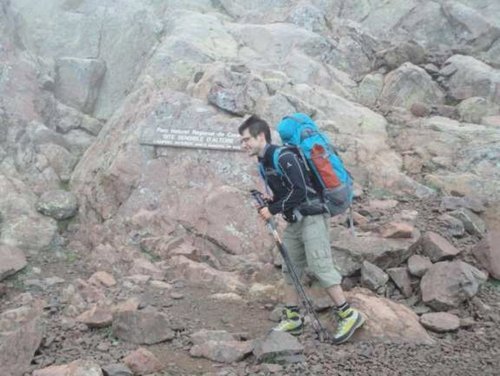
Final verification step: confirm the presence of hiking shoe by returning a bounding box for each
[272,307,304,335]
[331,307,365,344]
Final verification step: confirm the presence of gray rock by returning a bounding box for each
[38,143,78,182]
[472,230,500,280]
[438,214,466,237]
[102,363,133,376]
[379,62,445,109]
[360,261,389,292]
[55,57,106,114]
[356,73,384,107]
[387,267,412,298]
[421,232,461,262]
[208,85,248,116]
[440,55,500,103]
[449,208,487,237]
[441,1,500,52]
[407,255,432,278]
[374,41,426,70]
[269,306,284,323]
[421,261,487,310]
[253,331,304,364]
[191,329,237,345]
[0,172,58,252]
[0,304,44,376]
[331,227,421,276]
[0,245,27,281]
[420,312,460,333]
[190,333,254,363]
[457,97,494,124]
[286,3,327,33]
[36,190,78,220]
[112,310,175,344]
[123,348,163,375]
[441,196,485,214]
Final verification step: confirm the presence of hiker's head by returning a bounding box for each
[238,115,271,156]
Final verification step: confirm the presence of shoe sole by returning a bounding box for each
[331,314,365,345]
[270,327,304,336]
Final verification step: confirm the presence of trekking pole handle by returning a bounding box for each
[250,189,266,208]
[250,190,278,233]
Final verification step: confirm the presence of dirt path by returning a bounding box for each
[2,246,500,376]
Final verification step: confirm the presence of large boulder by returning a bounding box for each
[330,227,420,276]
[346,288,434,345]
[421,261,487,310]
[440,55,500,103]
[71,89,271,258]
[378,62,445,109]
[55,57,106,114]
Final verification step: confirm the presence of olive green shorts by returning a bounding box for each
[281,214,342,288]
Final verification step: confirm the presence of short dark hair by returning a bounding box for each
[238,115,271,143]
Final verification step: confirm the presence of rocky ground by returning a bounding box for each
[2,196,500,376]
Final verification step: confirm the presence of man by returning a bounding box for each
[239,115,365,344]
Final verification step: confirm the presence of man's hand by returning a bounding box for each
[258,206,272,221]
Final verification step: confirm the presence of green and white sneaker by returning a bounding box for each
[273,307,304,336]
[331,306,365,344]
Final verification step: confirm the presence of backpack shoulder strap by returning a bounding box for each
[272,147,283,175]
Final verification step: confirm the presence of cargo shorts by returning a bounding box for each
[281,213,342,288]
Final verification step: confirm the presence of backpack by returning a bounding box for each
[274,113,353,217]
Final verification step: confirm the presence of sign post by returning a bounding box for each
[140,126,242,151]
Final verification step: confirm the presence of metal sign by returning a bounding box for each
[140,127,242,151]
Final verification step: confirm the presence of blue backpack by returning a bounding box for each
[274,113,353,216]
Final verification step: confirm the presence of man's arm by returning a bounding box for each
[267,151,308,215]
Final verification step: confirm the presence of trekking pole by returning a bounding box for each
[250,190,331,342]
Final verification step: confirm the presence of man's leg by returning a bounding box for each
[284,283,299,307]
[302,214,365,344]
[325,284,347,306]
[274,221,307,335]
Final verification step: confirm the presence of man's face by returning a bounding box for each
[240,129,266,157]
